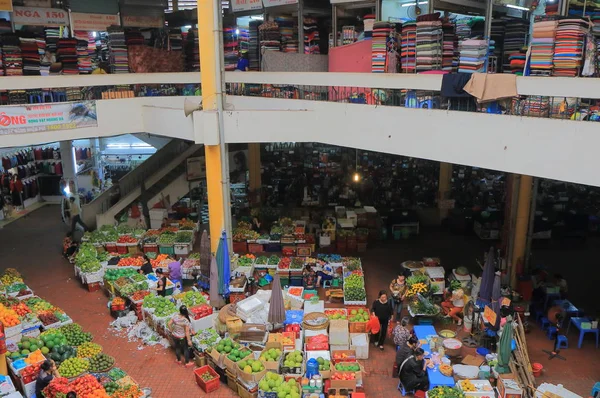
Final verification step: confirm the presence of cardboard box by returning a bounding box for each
[330,349,356,364]
[498,375,523,398]
[330,343,350,352]
[238,366,267,384]
[208,348,223,368]
[457,380,495,398]
[259,342,283,371]
[329,320,350,345]
[305,350,332,379]
[222,348,251,376]
[329,373,358,390]
[349,333,369,359]
[333,362,363,380]
[462,354,484,367]
[347,308,370,333]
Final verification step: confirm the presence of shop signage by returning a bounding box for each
[71,12,119,31]
[0,0,13,12]
[186,157,206,181]
[232,0,263,12]
[12,7,69,26]
[122,15,164,28]
[262,0,298,7]
[0,102,97,135]
[482,305,497,326]
[22,0,50,6]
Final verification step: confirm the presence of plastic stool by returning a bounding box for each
[540,317,550,330]
[591,382,600,398]
[556,335,568,349]
[397,381,414,396]
[322,280,332,288]
[547,326,557,340]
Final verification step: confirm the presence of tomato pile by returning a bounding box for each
[278,257,291,270]
[117,235,138,244]
[70,374,110,398]
[117,257,144,267]
[11,302,31,316]
[21,362,41,384]
[130,290,150,302]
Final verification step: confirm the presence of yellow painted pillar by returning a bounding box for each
[248,144,261,192]
[198,0,229,253]
[438,162,453,220]
[510,175,533,288]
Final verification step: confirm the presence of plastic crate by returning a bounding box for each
[174,242,192,256]
[159,245,175,256]
[233,242,248,253]
[116,244,128,255]
[143,244,158,254]
[105,242,117,253]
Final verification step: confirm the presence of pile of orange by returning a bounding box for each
[0,304,21,327]
[24,349,45,365]
[70,374,110,398]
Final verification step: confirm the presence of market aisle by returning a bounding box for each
[0,205,227,397]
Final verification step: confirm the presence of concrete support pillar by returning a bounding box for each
[60,140,78,196]
[438,162,453,220]
[510,175,533,288]
[248,144,261,192]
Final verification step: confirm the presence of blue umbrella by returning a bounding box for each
[478,248,495,304]
[216,230,231,298]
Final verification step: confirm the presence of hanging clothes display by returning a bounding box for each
[552,18,590,77]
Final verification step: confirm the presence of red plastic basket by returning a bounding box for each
[194,365,220,393]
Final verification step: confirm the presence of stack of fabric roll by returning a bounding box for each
[416,13,443,72]
[249,20,260,70]
[508,48,527,74]
[503,19,529,72]
[458,39,488,73]
[401,21,416,73]
[20,35,41,76]
[74,31,92,74]
[259,21,281,53]
[223,27,238,71]
[364,14,375,39]
[530,19,558,75]
[552,18,589,77]
[108,27,129,73]
[372,21,393,73]
[57,38,78,75]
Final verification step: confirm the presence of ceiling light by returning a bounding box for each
[401,1,427,6]
[505,4,530,10]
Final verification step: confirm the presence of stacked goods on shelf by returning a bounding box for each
[458,39,488,73]
[259,21,280,54]
[2,34,23,76]
[125,29,144,46]
[372,21,393,73]
[0,19,10,33]
[239,24,249,53]
[249,20,260,70]
[44,28,60,53]
[108,27,128,73]
[168,28,183,51]
[594,16,600,73]
[185,28,200,71]
[19,36,41,76]
[401,21,417,73]
[57,38,78,75]
[416,14,443,72]
[304,17,320,54]
[490,20,505,71]
[277,16,297,53]
[502,19,529,73]
[223,27,238,71]
[364,14,375,39]
[508,48,527,75]
[0,45,3,76]
[37,34,50,76]
[530,19,558,75]
[74,31,92,74]
[455,16,471,41]
[442,21,456,71]
[552,18,589,77]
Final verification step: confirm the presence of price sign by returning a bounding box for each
[71,12,119,31]
[483,305,497,326]
[232,0,263,12]
[0,0,13,12]
[501,297,511,307]
[12,7,69,26]
[122,15,164,28]
[262,0,298,7]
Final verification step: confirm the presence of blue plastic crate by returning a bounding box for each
[284,310,304,325]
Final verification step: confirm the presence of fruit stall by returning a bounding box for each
[0,269,146,398]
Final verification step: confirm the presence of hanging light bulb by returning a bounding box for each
[353,172,360,182]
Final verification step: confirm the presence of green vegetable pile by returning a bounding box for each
[157,231,176,245]
[344,257,362,271]
[133,229,146,238]
[255,255,269,265]
[345,273,365,288]
[193,328,220,350]
[104,268,138,281]
[143,295,176,317]
[335,363,360,371]
[116,224,133,235]
[180,291,207,307]
[88,353,115,372]
[47,345,77,365]
[130,273,147,283]
[407,274,430,287]
[6,283,27,293]
[188,253,200,260]
[428,386,466,398]
[59,323,93,346]
[175,231,193,243]
[108,368,127,381]
[344,286,366,302]
[104,381,119,395]
[104,230,118,243]
[290,257,304,269]
[268,255,280,265]
[238,256,254,267]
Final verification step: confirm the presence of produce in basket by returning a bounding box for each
[21,362,41,384]
[175,231,193,243]
[439,363,453,377]
[344,287,366,302]
[104,268,138,281]
[238,358,265,374]
[71,374,109,397]
[77,342,102,358]
[88,353,115,372]
[259,348,282,362]
[198,370,216,382]
[192,328,220,350]
[38,310,60,326]
[130,273,146,283]
[267,255,280,265]
[258,372,300,396]
[104,381,120,395]
[349,308,369,322]
[255,255,269,265]
[0,269,23,285]
[179,218,196,230]
[290,257,304,269]
[179,291,207,307]
[117,257,144,267]
[111,384,144,398]
[316,357,331,371]
[130,290,151,302]
[283,350,303,368]
[58,357,89,378]
[117,235,138,244]
[12,302,31,316]
[157,231,177,244]
[324,309,347,320]
[6,282,27,293]
[237,254,255,267]
[116,224,133,235]
[108,367,127,381]
[60,323,93,346]
[343,257,362,271]
[43,377,72,397]
[0,304,20,327]
[278,257,291,269]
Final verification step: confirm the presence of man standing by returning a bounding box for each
[69,196,89,234]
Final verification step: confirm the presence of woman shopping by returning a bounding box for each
[167,305,194,367]
[371,290,393,351]
[389,273,407,321]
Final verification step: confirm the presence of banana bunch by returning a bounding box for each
[461,380,476,392]
[407,282,428,297]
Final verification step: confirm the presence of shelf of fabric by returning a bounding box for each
[20,36,41,76]
[57,38,78,75]
[530,19,558,75]
[259,21,281,56]
[304,17,320,55]
[552,18,589,77]
[458,39,488,73]
[416,14,443,73]
[502,19,529,73]
[593,16,600,74]
[442,22,456,71]
[185,28,200,72]
[223,26,238,71]
[74,31,92,74]
[249,20,260,70]
[108,27,129,74]
[401,21,416,73]
[2,34,23,77]
[372,21,393,73]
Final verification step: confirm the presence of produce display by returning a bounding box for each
[238,357,266,374]
[60,323,93,346]
[116,224,133,235]
[105,269,138,281]
[21,362,41,384]
[255,255,269,265]
[290,257,304,269]
[258,372,300,397]
[130,273,146,283]
[88,353,115,372]
[179,219,196,230]
[108,368,127,381]
[198,369,217,382]
[130,291,151,302]
[12,302,31,316]
[238,254,255,267]
[348,308,369,322]
[1,269,23,285]
[335,363,360,371]
[71,374,110,397]
[343,257,362,271]
[6,283,27,293]
[111,384,144,398]
[278,257,291,270]
[157,231,177,245]
[175,231,193,243]
[142,295,176,317]
[428,386,466,398]
[58,357,89,378]
[117,257,144,267]
[259,348,282,363]
[193,328,220,351]
[37,310,60,325]
[212,338,249,362]
[104,381,120,395]
[0,304,20,327]
[77,342,102,358]
[179,291,207,307]
[268,255,280,266]
[150,254,171,268]
[47,345,77,365]
[324,309,347,320]
[316,357,331,371]
[283,350,303,369]
[331,372,356,381]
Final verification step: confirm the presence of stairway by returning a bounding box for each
[82,140,202,228]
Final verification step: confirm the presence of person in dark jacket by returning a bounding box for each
[400,347,430,392]
[395,336,420,376]
[371,290,393,350]
[138,255,153,275]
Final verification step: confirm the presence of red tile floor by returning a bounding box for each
[0,205,598,397]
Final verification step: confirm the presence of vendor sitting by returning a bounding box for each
[303,264,316,289]
[442,285,465,325]
[396,336,420,377]
[399,347,430,393]
[316,264,334,287]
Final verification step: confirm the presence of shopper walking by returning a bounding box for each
[168,305,194,367]
[389,273,407,321]
[372,290,393,351]
[393,316,412,348]
[69,196,89,235]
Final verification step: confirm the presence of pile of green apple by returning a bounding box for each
[283,350,303,369]
[258,372,300,398]
[335,363,360,372]
[259,347,282,363]
[349,308,369,322]
[238,358,265,374]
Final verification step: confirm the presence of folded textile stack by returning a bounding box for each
[491,19,505,70]
[442,22,456,71]
[508,49,527,74]
[169,28,183,51]
[455,17,472,41]
[259,21,280,53]
[470,18,485,38]
[125,29,144,46]
[44,27,60,53]
[37,34,51,76]
[108,27,129,73]
[57,38,78,75]
[239,25,249,53]
[185,28,200,71]
[552,18,589,77]
[0,19,11,34]
[2,34,23,76]
[530,20,558,74]
[364,14,375,38]
[416,14,443,72]
[458,39,488,73]
[20,36,41,76]
[304,17,320,54]
[372,21,395,73]
[223,27,238,71]
[0,47,3,76]
[276,16,297,53]
[401,21,416,73]
[97,32,109,63]
[546,1,559,15]
[249,20,260,70]
[592,16,600,73]
[74,31,92,74]
[503,19,529,72]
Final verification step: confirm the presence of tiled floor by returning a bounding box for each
[0,205,598,397]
